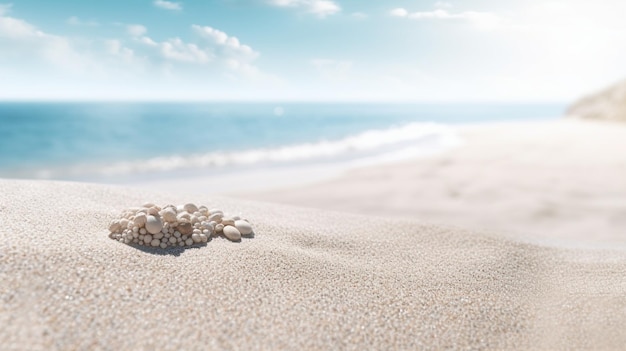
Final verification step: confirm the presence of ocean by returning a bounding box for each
[0,102,563,182]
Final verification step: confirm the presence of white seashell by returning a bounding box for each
[109,203,255,247]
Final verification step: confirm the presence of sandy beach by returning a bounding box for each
[234,119,626,248]
[2,119,626,350]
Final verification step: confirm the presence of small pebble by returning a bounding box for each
[223,225,241,242]
[208,213,223,222]
[162,209,177,223]
[133,213,147,227]
[184,203,199,213]
[215,223,224,233]
[177,212,191,221]
[151,239,160,247]
[145,215,163,235]
[108,220,121,233]
[177,222,193,235]
[235,220,253,236]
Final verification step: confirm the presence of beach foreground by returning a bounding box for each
[1,179,625,350]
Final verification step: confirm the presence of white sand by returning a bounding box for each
[1,179,625,350]
[239,119,626,248]
[2,119,626,349]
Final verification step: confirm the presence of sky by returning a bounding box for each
[1,0,626,101]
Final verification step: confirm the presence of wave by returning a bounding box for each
[32,122,460,179]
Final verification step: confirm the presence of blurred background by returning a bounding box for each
[1,0,625,247]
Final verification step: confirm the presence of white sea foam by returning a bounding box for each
[33,122,460,179]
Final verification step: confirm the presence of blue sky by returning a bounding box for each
[1,0,626,101]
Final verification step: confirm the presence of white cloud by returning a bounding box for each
[67,16,99,27]
[159,38,212,63]
[127,24,147,37]
[153,0,182,11]
[192,25,259,62]
[389,8,408,17]
[0,7,280,99]
[105,39,139,64]
[390,7,500,29]
[269,0,340,18]
[0,8,92,71]
[194,25,228,44]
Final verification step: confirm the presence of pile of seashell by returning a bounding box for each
[108,203,254,248]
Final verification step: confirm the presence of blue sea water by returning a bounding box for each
[0,102,564,181]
